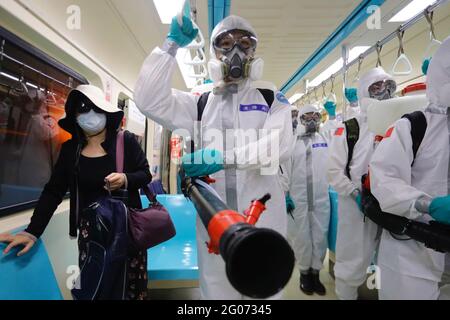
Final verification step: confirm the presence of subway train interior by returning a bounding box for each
[1,0,450,302]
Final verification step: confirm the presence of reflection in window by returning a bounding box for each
[0,31,86,216]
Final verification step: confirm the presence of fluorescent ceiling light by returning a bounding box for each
[389,0,436,22]
[309,46,370,88]
[176,48,198,89]
[1,72,19,82]
[153,0,185,24]
[289,93,304,104]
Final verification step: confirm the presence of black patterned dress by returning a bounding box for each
[77,155,148,300]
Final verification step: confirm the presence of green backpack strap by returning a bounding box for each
[344,118,360,180]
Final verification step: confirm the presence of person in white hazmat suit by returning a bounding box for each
[327,67,397,300]
[369,36,450,300]
[134,15,294,300]
[282,104,333,295]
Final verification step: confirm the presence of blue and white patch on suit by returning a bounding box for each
[312,143,328,149]
[276,92,290,105]
[240,104,270,113]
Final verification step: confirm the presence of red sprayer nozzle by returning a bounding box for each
[245,194,271,225]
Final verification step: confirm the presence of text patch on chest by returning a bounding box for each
[312,143,328,149]
[240,104,270,113]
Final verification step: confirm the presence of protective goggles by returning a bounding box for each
[300,112,321,123]
[213,30,258,54]
[368,80,397,97]
[76,99,103,114]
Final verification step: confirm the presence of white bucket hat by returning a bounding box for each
[59,85,124,134]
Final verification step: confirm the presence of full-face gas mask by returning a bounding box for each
[368,79,397,101]
[208,29,264,85]
[300,112,321,134]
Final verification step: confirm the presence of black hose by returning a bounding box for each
[361,189,450,253]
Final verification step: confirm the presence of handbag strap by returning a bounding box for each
[115,130,157,203]
[116,130,125,174]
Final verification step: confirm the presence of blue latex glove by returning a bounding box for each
[422,58,431,76]
[345,88,359,104]
[355,193,363,212]
[429,196,450,225]
[167,16,199,47]
[324,101,337,117]
[181,149,224,177]
[286,195,296,214]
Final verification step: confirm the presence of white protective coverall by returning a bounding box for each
[370,37,450,300]
[327,67,394,300]
[321,117,340,134]
[283,104,333,272]
[134,16,294,300]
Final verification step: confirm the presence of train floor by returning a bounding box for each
[148,255,338,300]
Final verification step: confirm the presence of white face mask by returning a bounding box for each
[76,109,106,136]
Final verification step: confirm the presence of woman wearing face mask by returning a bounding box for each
[0,85,152,300]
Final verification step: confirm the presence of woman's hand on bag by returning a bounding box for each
[0,233,36,257]
[105,173,127,191]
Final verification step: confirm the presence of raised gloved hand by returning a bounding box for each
[285,195,296,214]
[182,149,224,177]
[324,101,337,117]
[429,196,450,225]
[345,88,359,104]
[422,58,431,76]
[167,16,199,48]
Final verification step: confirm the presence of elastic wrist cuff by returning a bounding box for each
[415,196,432,214]
[161,39,180,57]
[350,189,361,200]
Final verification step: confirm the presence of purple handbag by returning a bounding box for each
[116,131,176,250]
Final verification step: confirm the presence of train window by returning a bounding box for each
[0,28,87,217]
[121,98,147,153]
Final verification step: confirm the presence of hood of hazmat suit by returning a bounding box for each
[358,67,395,116]
[208,15,264,87]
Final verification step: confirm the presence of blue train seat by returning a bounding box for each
[0,228,63,300]
[141,195,199,281]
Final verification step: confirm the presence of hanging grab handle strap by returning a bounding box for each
[376,42,383,67]
[392,30,413,76]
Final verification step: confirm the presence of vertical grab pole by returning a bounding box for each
[341,44,349,122]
